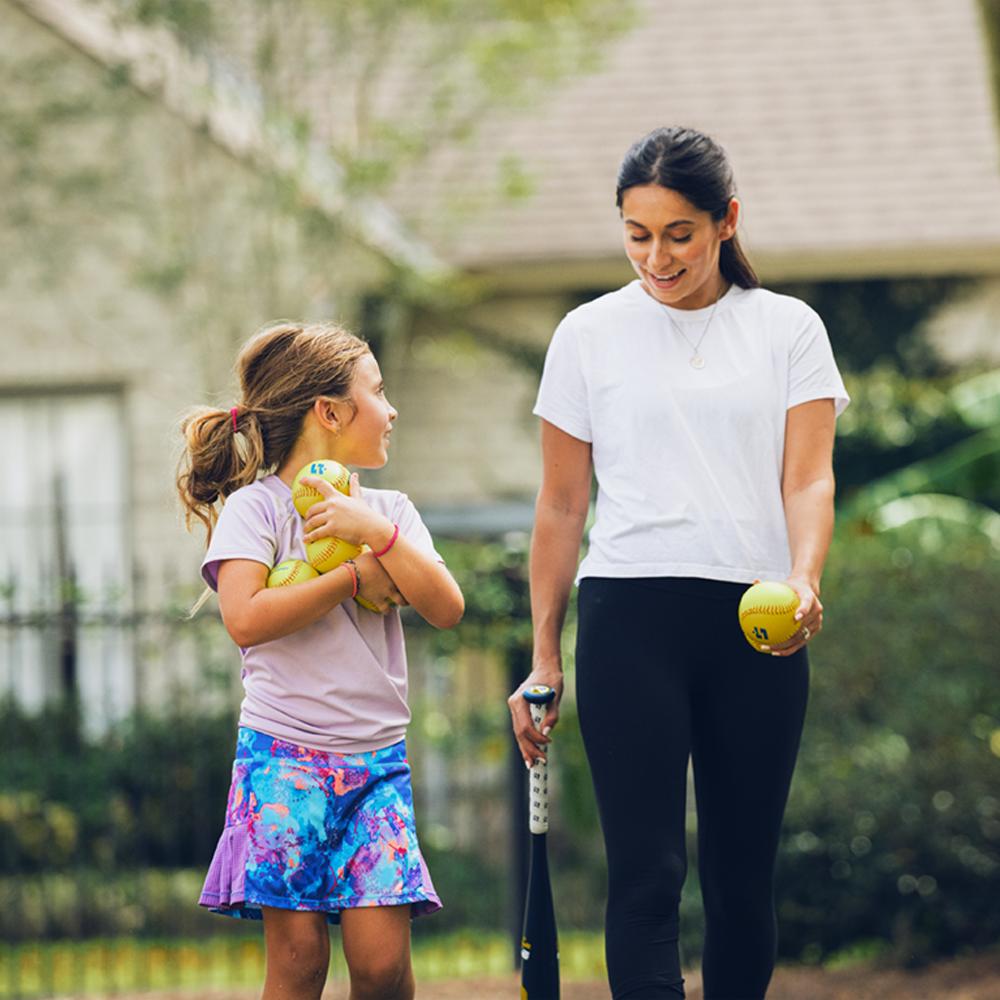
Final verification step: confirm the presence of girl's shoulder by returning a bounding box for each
[219,476,293,530]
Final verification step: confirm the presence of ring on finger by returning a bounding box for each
[802,625,812,641]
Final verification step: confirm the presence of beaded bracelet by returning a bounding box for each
[372,522,399,558]
[342,560,359,598]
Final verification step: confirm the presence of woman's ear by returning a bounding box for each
[720,197,740,241]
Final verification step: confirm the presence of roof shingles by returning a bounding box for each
[395,0,1000,275]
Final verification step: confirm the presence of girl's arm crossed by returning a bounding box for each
[217,559,357,646]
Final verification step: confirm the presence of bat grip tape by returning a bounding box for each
[528,702,549,835]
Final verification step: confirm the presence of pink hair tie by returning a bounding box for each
[230,407,239,432]
[372,523,399,558]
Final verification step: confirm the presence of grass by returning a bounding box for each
[0,930,607,997]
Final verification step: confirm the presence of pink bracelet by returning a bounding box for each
[342,560,359,598]
[371,523,399,558]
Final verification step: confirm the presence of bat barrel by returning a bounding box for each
[521,832,559,998]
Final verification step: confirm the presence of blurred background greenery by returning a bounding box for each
[2,0,999,994]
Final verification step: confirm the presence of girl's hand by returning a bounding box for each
[302,473,392,548]
[353,550,407,614]
[507,662,565,768]
[763,575,823,656]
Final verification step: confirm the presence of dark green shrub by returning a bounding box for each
[0,699,236,873]
[776,531,1000,963]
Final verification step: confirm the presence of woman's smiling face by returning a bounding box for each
[621,184,738,310]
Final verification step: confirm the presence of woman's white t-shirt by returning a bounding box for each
[533,280,850,585]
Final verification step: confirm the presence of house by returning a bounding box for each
[382,0,1000,520]
[0,0,432,720]
[2,0,998,722]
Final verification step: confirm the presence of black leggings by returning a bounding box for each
[575,578,809,1000]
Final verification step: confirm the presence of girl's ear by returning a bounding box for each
[313,396,343,434]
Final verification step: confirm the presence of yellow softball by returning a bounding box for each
[738,581,800,652]
[305,536,362,574]
[291,459,351,518]
[267,559,320,588]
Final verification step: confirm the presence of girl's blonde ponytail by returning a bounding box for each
[176,322,370,545]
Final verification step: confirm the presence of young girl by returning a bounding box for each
[177,321,464,1000]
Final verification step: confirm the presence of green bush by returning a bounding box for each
[776,531,1000,963]
[0,699,237,873]
[0,868,248,941]
[430,531,1000,963]
[1,532,996,963]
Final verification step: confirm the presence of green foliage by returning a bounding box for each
[777,277,970,376]
[0,699,236,875]
[424,529,1000,964]
[2,530,997,962]
[836,367,1000,511]
[117,0,634,197]
[0,50,139,278]
[121,0,215,45]
[0,869,224,942]
[979,0,1000,133]
[432,535,534,652]
[776,531,1000,963]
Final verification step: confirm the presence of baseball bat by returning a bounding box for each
[520,684,559,1000]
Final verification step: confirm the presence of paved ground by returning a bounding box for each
[108,950,1000,999]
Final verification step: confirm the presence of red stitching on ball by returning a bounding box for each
[740,601,797,620]
[311,539,338,562]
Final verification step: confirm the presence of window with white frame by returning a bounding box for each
[0,388,131,728]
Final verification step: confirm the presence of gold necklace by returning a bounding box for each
[664,288,723,369]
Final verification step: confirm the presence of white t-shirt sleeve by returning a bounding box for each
[787,308,851,416]
[533,315,593,442]
[201,487,278,590]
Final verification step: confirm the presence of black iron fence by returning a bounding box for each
[0,567,556,998]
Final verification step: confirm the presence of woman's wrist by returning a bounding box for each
[531,653,564,677]
[788,568,821,594]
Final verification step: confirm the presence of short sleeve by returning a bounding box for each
[787,308,851,416]
[394,493,445,564]
[533,314,592,442]
[201,487,278,590]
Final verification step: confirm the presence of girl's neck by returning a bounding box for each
[277,430,345,487]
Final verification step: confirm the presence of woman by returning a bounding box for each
[508,126,849,999]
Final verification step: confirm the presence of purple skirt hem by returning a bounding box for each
[198,823,442,922]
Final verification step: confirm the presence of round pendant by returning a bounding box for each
[690,355,706,370]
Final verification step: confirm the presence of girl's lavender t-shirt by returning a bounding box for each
[201,474,443,754]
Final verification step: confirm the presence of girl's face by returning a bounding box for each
[621,184,739,310]
[330,352,397,468]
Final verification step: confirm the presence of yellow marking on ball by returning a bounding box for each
[738,581,800,652]
[305,536,362,574]
[267,559,320,588]
[291,459,351,518]
[354,595,381,613]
